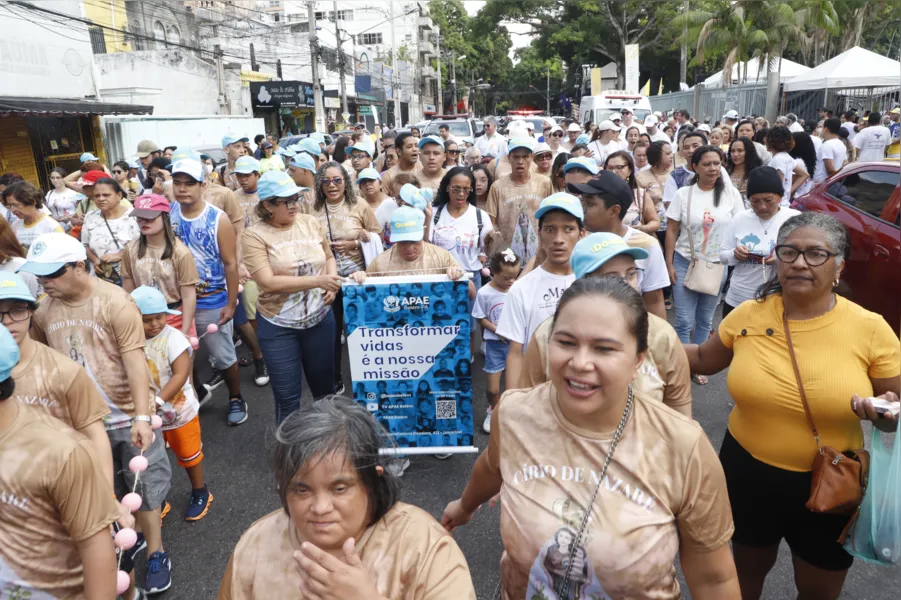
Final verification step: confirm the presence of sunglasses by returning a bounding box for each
[552,132,564,137]
[450,186,472,195]
[112,169,125,175]
[447,150,461,154]
[321,177,344,186]
[38,263,73,280]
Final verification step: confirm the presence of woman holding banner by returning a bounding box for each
[442,277,739,599]
[218,396,477,599]
[242,171,344,424]
[313,162,381,395]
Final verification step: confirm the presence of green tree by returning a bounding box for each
[672,1,755,86]
[793,0,840,65]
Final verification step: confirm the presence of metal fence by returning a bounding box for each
[649,83,900,126]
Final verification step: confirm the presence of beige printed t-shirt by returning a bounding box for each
[366,243,459,277]
[31,279,148,425]
[121,238,200,306]
[243,216,334,329]
[485,174,553,262]
[313,201,380,274]
[234,189,260,229]
[0,406,119,599]
[522,314,692,417]
[205,184,243,227]
[381,162,423,196]
[11,341,110,431]
[488,382,732,600]
[417,168,446,193]
[492,156,538,181]
[217,503,476,600]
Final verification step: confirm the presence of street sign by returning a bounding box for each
[250,81,314,108]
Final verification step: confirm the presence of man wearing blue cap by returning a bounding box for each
[348,140,375,178]
[485,137,554,263]
[381,132,422,197]
[218,133,250,191]
[520,232,692,417]
[417,136,447,193]
[233,156,262,229]
[495,192,583,388]
[286,153,317,213]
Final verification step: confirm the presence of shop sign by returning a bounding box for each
[250,81,314,108]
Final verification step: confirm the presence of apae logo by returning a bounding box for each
[383,295,431,313]
[31,241,47,256]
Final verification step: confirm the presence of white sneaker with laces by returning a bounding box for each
[482,407,492,434]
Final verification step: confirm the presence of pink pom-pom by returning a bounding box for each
[121,492,142,512]
[189,336,200,349]
[150,414,163,430]
[114,527,138,550]
[205,323,219,334]
[481,267,490,278]
[116,570,131,594]
[238,284,245,293]
[128,455,148,473]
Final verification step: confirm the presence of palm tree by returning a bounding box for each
[672,3,755,86]
[793,0,840,65]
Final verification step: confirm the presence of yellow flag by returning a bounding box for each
[640,79,650,95]
[658,79,663,95]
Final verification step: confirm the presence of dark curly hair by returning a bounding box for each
[434,166,476,208]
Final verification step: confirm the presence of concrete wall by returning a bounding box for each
[82,0,132,53]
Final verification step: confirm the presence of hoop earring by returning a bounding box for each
[833,279,840,287]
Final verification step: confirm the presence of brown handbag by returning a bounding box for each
[783,314,870,516]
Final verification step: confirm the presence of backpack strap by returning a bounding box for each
[433,204,444,226]
[476,206,483,241]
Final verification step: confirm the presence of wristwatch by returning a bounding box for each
[134,415,152,424]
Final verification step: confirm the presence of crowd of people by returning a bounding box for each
[0,101,897,600]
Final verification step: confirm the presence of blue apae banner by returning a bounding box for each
[344,275,477,454]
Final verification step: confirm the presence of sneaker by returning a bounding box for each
[334,381,346,395]
[159,501,171,523]
[133,588,149,600]
[185,487,214,521]
[253,359,269,387]
[144,551,172,595]
[433,453,453,460]
[202,370,224,394]
[482,407,492,434]
[196,384,212,407]
[119,530,147,572]
[386,457,410,477]
[227,396,248,426]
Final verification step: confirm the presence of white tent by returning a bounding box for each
[702,58,810,88]
[784,46,901,91]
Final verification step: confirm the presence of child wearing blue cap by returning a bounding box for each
[131,286,212,521]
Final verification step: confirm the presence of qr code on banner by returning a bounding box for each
[436,400,457,420]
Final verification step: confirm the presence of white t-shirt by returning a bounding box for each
[789,122,804,133]
[471,283,508,341]
[474,133,508,160]
[44,189,80,222]
[374,197,398,246]
[429,203,494,272]
[622,226,670,293]
[587,139,624,166]
[841,121,857,143]
[853,125,891,162]
[12,214,64,252]
[496,266,575,350]
[647,129,671,144]
[813,138,848,183]
[145,325,198,431]
[665,183,744,262]
[768,151,796,207]
[719,207,800,307]
[793,158,812,197]
[81,210,140,259]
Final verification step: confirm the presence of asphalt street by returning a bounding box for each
[145,311,901,600]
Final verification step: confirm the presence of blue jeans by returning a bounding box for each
[672,252,727,344]
[257,310,336,424]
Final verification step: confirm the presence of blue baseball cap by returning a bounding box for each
[275,146,296,157]
[233,156,261,175]
[297,138,324,157]
[534,192,584,221]
[0,272,36,303]
[126,158,141,169]
[562,157,600,175]
[309,132,326,144]
[288,153,317,173]
[170,148,202,163]
[356,167,381,183]
[508,138,536,153]
[0,325,19,382]
[79,152,99,162]
[389,206,426,242]
[131,285,181,316]
[417,135,444,150]
[222,133,249,148]
[257,171,307,199]
[571,232,649,280]
[349,140,375,157]
[399,184,429,212]
[576,133,591,145]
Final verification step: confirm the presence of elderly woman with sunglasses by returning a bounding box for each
[243,171,344,424]
[685,212,900,600]
[217,396,476,600]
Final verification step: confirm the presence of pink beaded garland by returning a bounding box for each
[150,414,163,430]
[114,527,138,550]
[121,492,142,512]
[128,455,148,473]
[205,323,219,334]
[116,570,130,594]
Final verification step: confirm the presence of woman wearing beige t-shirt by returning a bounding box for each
[443,277,739,600]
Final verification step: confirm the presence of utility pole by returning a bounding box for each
[436,33,443,114]
[389,0,401,127]
[680,0,688,85]
[308,2,325,132]
[333,0,348,117]
[451,52,457,115]
[546,66,551,114]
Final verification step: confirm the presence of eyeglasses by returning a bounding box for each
[350,154,368,160]
[551,132,564,138]
[321,177,344,187]
[112,170,125,175]
[273,196,300,208]
[0,307,30,323]
[774,245,837,267]
[37,263,72,280]
[606,164,630,172]
[536,154,553,160]
[450,186,472,195]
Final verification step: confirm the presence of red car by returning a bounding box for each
[793,161,900,328]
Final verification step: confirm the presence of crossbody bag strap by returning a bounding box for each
[433,204,443,226]
[102,214,122,250]
[684,185,697,261]
[782,312,823,452]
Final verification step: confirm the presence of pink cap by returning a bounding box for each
[130,193,171,219]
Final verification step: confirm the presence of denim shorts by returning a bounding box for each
[484,338,509,374]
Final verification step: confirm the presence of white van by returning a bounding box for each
[579,91,652,127]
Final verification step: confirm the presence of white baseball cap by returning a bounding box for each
[18,232,88,276]
[597,120,621,132]
[723,110,739,120]
[171,159,205,182]
[567,123,582,132]
[643,115,658,127]
[698,124,712,133]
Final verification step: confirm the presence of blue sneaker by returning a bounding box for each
[185,487,213,521]
[227,396,248,426]
[144,551,171,594]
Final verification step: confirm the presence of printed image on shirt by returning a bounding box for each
[511,207,539,264]
[528,526,610,600]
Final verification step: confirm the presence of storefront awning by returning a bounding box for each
[0,96,154,116]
